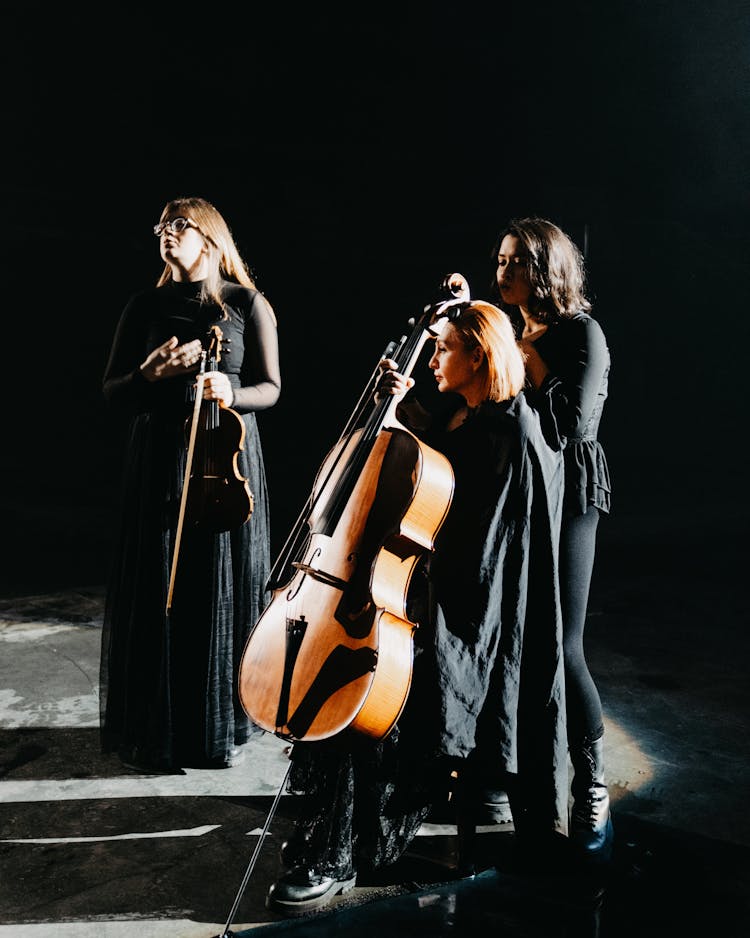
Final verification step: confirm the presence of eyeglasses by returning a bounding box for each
[153,217,197,237]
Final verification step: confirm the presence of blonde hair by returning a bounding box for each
[155,197,264,317]
[451,301,526,402]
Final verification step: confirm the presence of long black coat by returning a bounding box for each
[287,390,569,878]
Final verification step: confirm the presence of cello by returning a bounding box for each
[238,275,470,742]
[166,324,254,613]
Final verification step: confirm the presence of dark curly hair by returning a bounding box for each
[493,217,591,324]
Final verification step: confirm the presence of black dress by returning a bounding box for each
[284,392,568,878]
[100,279,281,769]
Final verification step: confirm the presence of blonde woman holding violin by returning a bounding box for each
[100,196,280,772]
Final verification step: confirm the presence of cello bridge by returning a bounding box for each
[291,561,348,591]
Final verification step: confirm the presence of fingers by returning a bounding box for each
[376,365,414,399]
[142,338,204,381]
[381,371,413,391]
[202,372,233,406]
[166,340,203,370]
[176,340,202,363]
[154,336,179,362]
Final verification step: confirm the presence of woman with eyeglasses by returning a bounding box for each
[100,196,281,772]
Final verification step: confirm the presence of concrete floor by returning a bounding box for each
[1,514,749,937]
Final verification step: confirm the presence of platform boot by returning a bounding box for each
[569,735,614,862]
[454,765,513,877]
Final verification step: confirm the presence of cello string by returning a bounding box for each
[299,298,460,545]
[268,288,462,581]
[323,313,437,529]
[268,340,400,584]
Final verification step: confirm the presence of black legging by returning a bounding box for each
[559,504,604,747]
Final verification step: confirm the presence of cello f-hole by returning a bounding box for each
[286,547,321,601]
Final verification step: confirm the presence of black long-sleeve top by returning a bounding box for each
[528,312,611,515]
[103,279,280,417]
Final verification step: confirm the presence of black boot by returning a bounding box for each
[453,764,514,877]
[267,866,356,915]
[506,793,569,874]
[570,736,613,861]
[477,785,513,825]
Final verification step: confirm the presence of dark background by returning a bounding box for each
[2,2,748,600]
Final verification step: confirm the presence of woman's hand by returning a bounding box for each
[203,371,235,407]
[140,336,203,382]
[375,358,414,402]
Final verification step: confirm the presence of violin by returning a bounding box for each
[237,275,471,742]
[166,324,254,613]
[185,324,254,532]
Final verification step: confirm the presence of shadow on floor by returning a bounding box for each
[235,813,750,938]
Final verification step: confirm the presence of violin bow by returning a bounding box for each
[165,325,223,614]
[166,348,208,614]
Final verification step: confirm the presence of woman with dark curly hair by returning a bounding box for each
[493,216,613,861]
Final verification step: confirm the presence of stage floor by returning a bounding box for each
[1,575,748,938]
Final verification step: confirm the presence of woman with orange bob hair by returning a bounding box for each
[266,298,568,916]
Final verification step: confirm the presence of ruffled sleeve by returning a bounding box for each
[565,438,611,515]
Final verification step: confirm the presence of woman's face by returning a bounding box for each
[428,323,481,398]
[496,234,532,308]
[157,215,207,274]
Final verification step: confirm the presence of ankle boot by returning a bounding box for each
[453,767,511,876]
[570,736,613,861]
